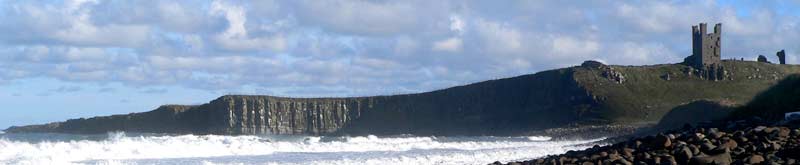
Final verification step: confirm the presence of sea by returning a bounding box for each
[0,131,604,165]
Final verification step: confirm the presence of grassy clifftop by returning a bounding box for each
[575,60,800,125]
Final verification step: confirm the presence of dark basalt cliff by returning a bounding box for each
[6,61,800,135]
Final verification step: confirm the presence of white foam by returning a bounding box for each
[0,132,603,165]
[303,136,321,143]
[526,136,552,141]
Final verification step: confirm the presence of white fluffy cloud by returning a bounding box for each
[210,0,286,52]
[1,0,799,97]
[551,36,600,58]
[289,0,427,36]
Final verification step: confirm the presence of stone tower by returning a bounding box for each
[777,50,786,64]
[685,23,722,69]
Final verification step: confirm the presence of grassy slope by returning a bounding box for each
[730,74,800,121]
[575,60,800,125]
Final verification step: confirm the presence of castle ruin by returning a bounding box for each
[777,50,786,64]
[685,23,722,68]
[684,23,725,80]
[758,55,771,63]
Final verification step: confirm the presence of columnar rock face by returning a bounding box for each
[204,96,373,135]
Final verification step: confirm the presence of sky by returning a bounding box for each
[1,0,800,129]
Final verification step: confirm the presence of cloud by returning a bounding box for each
[473,19,524,55]
[289,0,429,36]
[605,42,680,65]
[210,0,287,52]
[0,0,151,47]
[432,37,463,52]
[551,36,600,58]
[98,87,115,93]
[50,86,83,93]
[1,0,799,97]
[141,88,168,94]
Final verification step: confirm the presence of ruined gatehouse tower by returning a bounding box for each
[686,23,721,68]
[777,50,786,64]
[684,23,726,80]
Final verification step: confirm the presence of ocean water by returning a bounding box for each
[0,132,604,165]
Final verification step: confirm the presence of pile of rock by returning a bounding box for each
[581,60,625,84]
[495,124,800,165]
[602,67,626,84]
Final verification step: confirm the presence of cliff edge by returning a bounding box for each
[6,60,800,135]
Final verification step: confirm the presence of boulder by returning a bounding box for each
[622,148,634,157]
[778,127,791,138]
[770,142,781,151]
[763,127,778,134]
[614,158,633,165]
[674,146,694,164]
[754,126,767,132]
[708,128,725,139]
[746,154,765,164]
[718,139,738,150]
[689,151,732,165]
[700,141,717,153]
[652,134,673,149]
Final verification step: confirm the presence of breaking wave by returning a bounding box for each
[0,132,604,165]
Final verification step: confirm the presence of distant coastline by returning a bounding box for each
[7,61,800,138]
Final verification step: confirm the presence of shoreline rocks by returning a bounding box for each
[495,119,800,165]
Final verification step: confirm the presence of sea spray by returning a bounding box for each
[0,132,604,165]
[526,136,552,141]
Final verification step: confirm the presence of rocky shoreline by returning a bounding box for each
[528,124,644,140]
[494,118,800,165]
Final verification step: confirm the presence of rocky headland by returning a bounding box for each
[5,61,800,136]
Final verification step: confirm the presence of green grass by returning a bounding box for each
[729,74,800,121]
[573,60,800,125]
